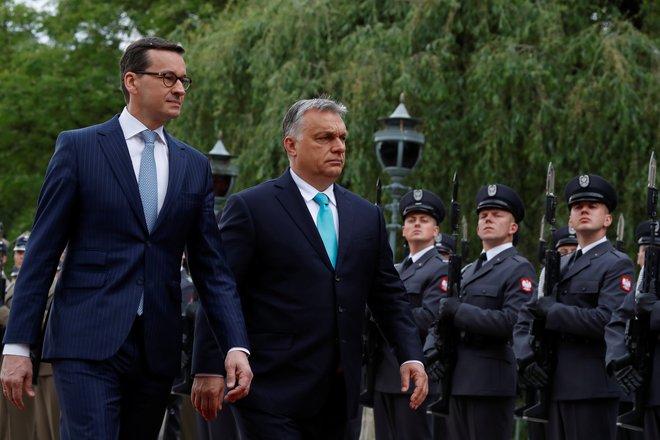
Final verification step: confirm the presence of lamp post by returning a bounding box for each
[207,131,239,219]
[374,94,424,260]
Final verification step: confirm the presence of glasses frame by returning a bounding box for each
[134,70,192,90]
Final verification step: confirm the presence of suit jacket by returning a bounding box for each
[518,241,633,400]
[3,115,248,378]
[193,169,424,418]
[451,246,536,397]
[375,248,447,394]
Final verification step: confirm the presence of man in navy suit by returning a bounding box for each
[0,37,252,439]
[191,98,428,439]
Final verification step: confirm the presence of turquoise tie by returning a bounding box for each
[313,193,337,268]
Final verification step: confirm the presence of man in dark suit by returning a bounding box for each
[515,174,634,440]
[428,183,536,440]
[0,37,252,439]
[373,189,447,440]
[191,98,428,439]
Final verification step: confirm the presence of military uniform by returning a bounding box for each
[434,184,536,440]
[605,220,660,440]
[373,189,447,440]
[515,174,634,440]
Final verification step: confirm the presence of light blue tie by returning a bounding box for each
[138,130,158,315]
[313,193,337,268]
[139,130,158,233]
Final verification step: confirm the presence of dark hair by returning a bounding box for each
[119,37,185,104]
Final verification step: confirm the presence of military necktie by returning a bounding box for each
[137,130,158,315]
[313,193,337,268]
[475,252,487,271]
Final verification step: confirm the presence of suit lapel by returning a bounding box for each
[97,116,146,231]
[462,247,517,286]
[335,184,354,271]
[153,132,186,232]
[400,248,435,280]
[562,241,611,280]
[274,171,333,269]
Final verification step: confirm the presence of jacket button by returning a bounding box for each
[338,306,345,313]
[335,276,342,282]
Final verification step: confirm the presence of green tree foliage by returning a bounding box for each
[173,0,659,261]
[0,0,658,264]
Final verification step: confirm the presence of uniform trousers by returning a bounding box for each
[643,407,660,440]
[447,395,515,440]
[52,317,174,440]
[547,398,618,440]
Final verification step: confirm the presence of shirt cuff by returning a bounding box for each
[227,347,250,356]
[402,360,424,367]
[3,343,30,357]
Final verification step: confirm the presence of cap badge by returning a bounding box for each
[579,175,590,188]
[568,226,576,235]
[487,185,497,197]
[413,189,423,201]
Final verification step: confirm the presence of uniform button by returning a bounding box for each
[338,305,345,313]
[137,278,144,285]
[335,276,342,282]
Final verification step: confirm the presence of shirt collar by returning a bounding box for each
[577,235,608,255]
[119,107,166,144]
[289,168,336,206]
[483,242,513,261]
[410,245,436,263]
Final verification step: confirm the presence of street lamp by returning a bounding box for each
[374,94,425,259]
[207,131,238,219]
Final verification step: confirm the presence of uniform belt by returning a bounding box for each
[459,331,509,347]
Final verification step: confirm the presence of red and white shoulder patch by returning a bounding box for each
[440,277,448,293]
[520,278,533,294]
[621,275,632,293]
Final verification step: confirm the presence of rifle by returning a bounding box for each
[520,162,561,423]
[616,214,626,253]
[359,178,384,406]
[427,171,463,416]
[460,216,469,262]
[617,152,659,432]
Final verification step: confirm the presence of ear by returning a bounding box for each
[124,72,139,96]
[604,213,613,228]
[510,222,519,235]
[433,226,440,237]
[283,136,297,157]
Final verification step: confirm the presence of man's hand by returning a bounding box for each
[400,362,428,410]
[224,350,252,403]
[438,297,460,321]
[523,361,549,389]
[635,292,658,317]
[533,296,556,319]
[191,376,225,421]
[613,364,643,395]
[1,355,35,409]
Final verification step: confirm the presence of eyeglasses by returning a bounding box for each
[134,71,192,90]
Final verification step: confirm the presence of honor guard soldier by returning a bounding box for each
[431,183,536,440]
[605,220,660,439]
[435,233,456,262]
[373,189,447,440]
[516,174,634,440]
[553,225,578,256]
